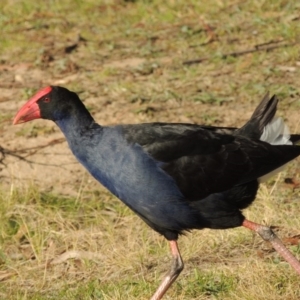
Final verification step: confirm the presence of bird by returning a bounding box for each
[13,86,300,300]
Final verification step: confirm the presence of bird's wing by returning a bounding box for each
[123,122,236,161]
[122,123,300,200]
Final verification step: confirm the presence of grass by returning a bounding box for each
[1,181,300,299]
[1,0,300,299]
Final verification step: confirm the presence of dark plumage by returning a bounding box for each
[13,86,300,300]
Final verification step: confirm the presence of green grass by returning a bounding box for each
[1,0,300,299]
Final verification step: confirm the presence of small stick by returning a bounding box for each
[183,42,296,65]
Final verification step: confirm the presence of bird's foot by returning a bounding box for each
[243,219,300,275]
[150,240,184,300]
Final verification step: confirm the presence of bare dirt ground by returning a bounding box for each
[2,59,300,195]
[1,2,300,196]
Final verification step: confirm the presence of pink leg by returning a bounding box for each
[150,240,184,300]
[243,219,300,275]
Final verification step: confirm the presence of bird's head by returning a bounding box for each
[13,86,84,124]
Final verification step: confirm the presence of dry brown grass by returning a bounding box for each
[1,178,300,299]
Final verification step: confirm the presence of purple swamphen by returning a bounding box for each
[13,86,300,299]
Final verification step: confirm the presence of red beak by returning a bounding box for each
[13,101,41,125]
[13,86,52,125]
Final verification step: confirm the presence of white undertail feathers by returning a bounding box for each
[260,116,292,146]
[258,116,291,182]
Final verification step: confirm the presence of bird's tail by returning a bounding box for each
[236,93,300,145]
[236,93,300,182]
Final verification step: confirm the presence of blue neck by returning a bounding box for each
[55,112,96,141]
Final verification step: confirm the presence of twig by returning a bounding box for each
[183,41,296,66]
[0,138,65,167]
[49,250,104,266]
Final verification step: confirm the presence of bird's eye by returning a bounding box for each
[43,97,51,103]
